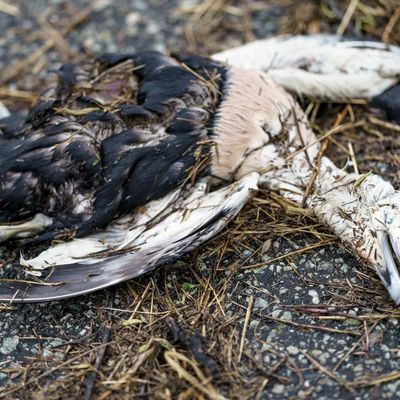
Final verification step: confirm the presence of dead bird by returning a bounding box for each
[1,35,400,303]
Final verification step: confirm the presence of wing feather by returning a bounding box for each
[0,173,259,302]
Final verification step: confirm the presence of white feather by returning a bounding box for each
[212,34,400,99]
[23,173,259,273]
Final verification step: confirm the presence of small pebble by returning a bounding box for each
[308,289,320,304]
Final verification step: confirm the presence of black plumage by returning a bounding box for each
[371,84,400,123]
[0,52,226,239]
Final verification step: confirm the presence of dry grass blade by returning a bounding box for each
[0,87,38,103]
[164,350,225,400]
[0,0,20,16]
[368,116,400,133]
[106,347,155,390]
[300,350,356,394]
[382,6,400,41]
[83,290,115,400]
[243,239,337,268]
[37,17,75,61]
[336,0,360,35]
[351,371,400,388]
[238,295,253,362]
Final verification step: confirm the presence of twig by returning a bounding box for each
[243,238,337,268]
[0,0,20,16]
[301,139,329,208]
[333,321,379,372]
[0,87,38,103]
[352,371,400,388]
[368,116,400,133]
[382,7,400,42]
[238,295,253,362]
[336,0,359,36]
[300,350,356,394]
[37,16,75,61]
[248,310,361,336]
[347,142,359,174]
[83,289,116,400]
[281,120,365,165]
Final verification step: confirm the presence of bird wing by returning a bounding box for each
[0,173,258,302]
[0,51,224,232]
[212,34,400,100]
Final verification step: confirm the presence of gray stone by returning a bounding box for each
[271,308,282,318]
[308,289,320,304]
[271,383,285,394]
[281,311,292,321]
[50,338,63,348]
[287,345,299,355]
[0,336,19,355]
[254,297,269,310]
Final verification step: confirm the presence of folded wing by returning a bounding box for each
[0,173,258,302]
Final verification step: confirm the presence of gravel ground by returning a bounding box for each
[1,1,400,399]
[227,240,400,399]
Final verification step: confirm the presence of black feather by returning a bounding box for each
[0,50,225,277]
[0,113,27,138]
[371,84,400,123]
